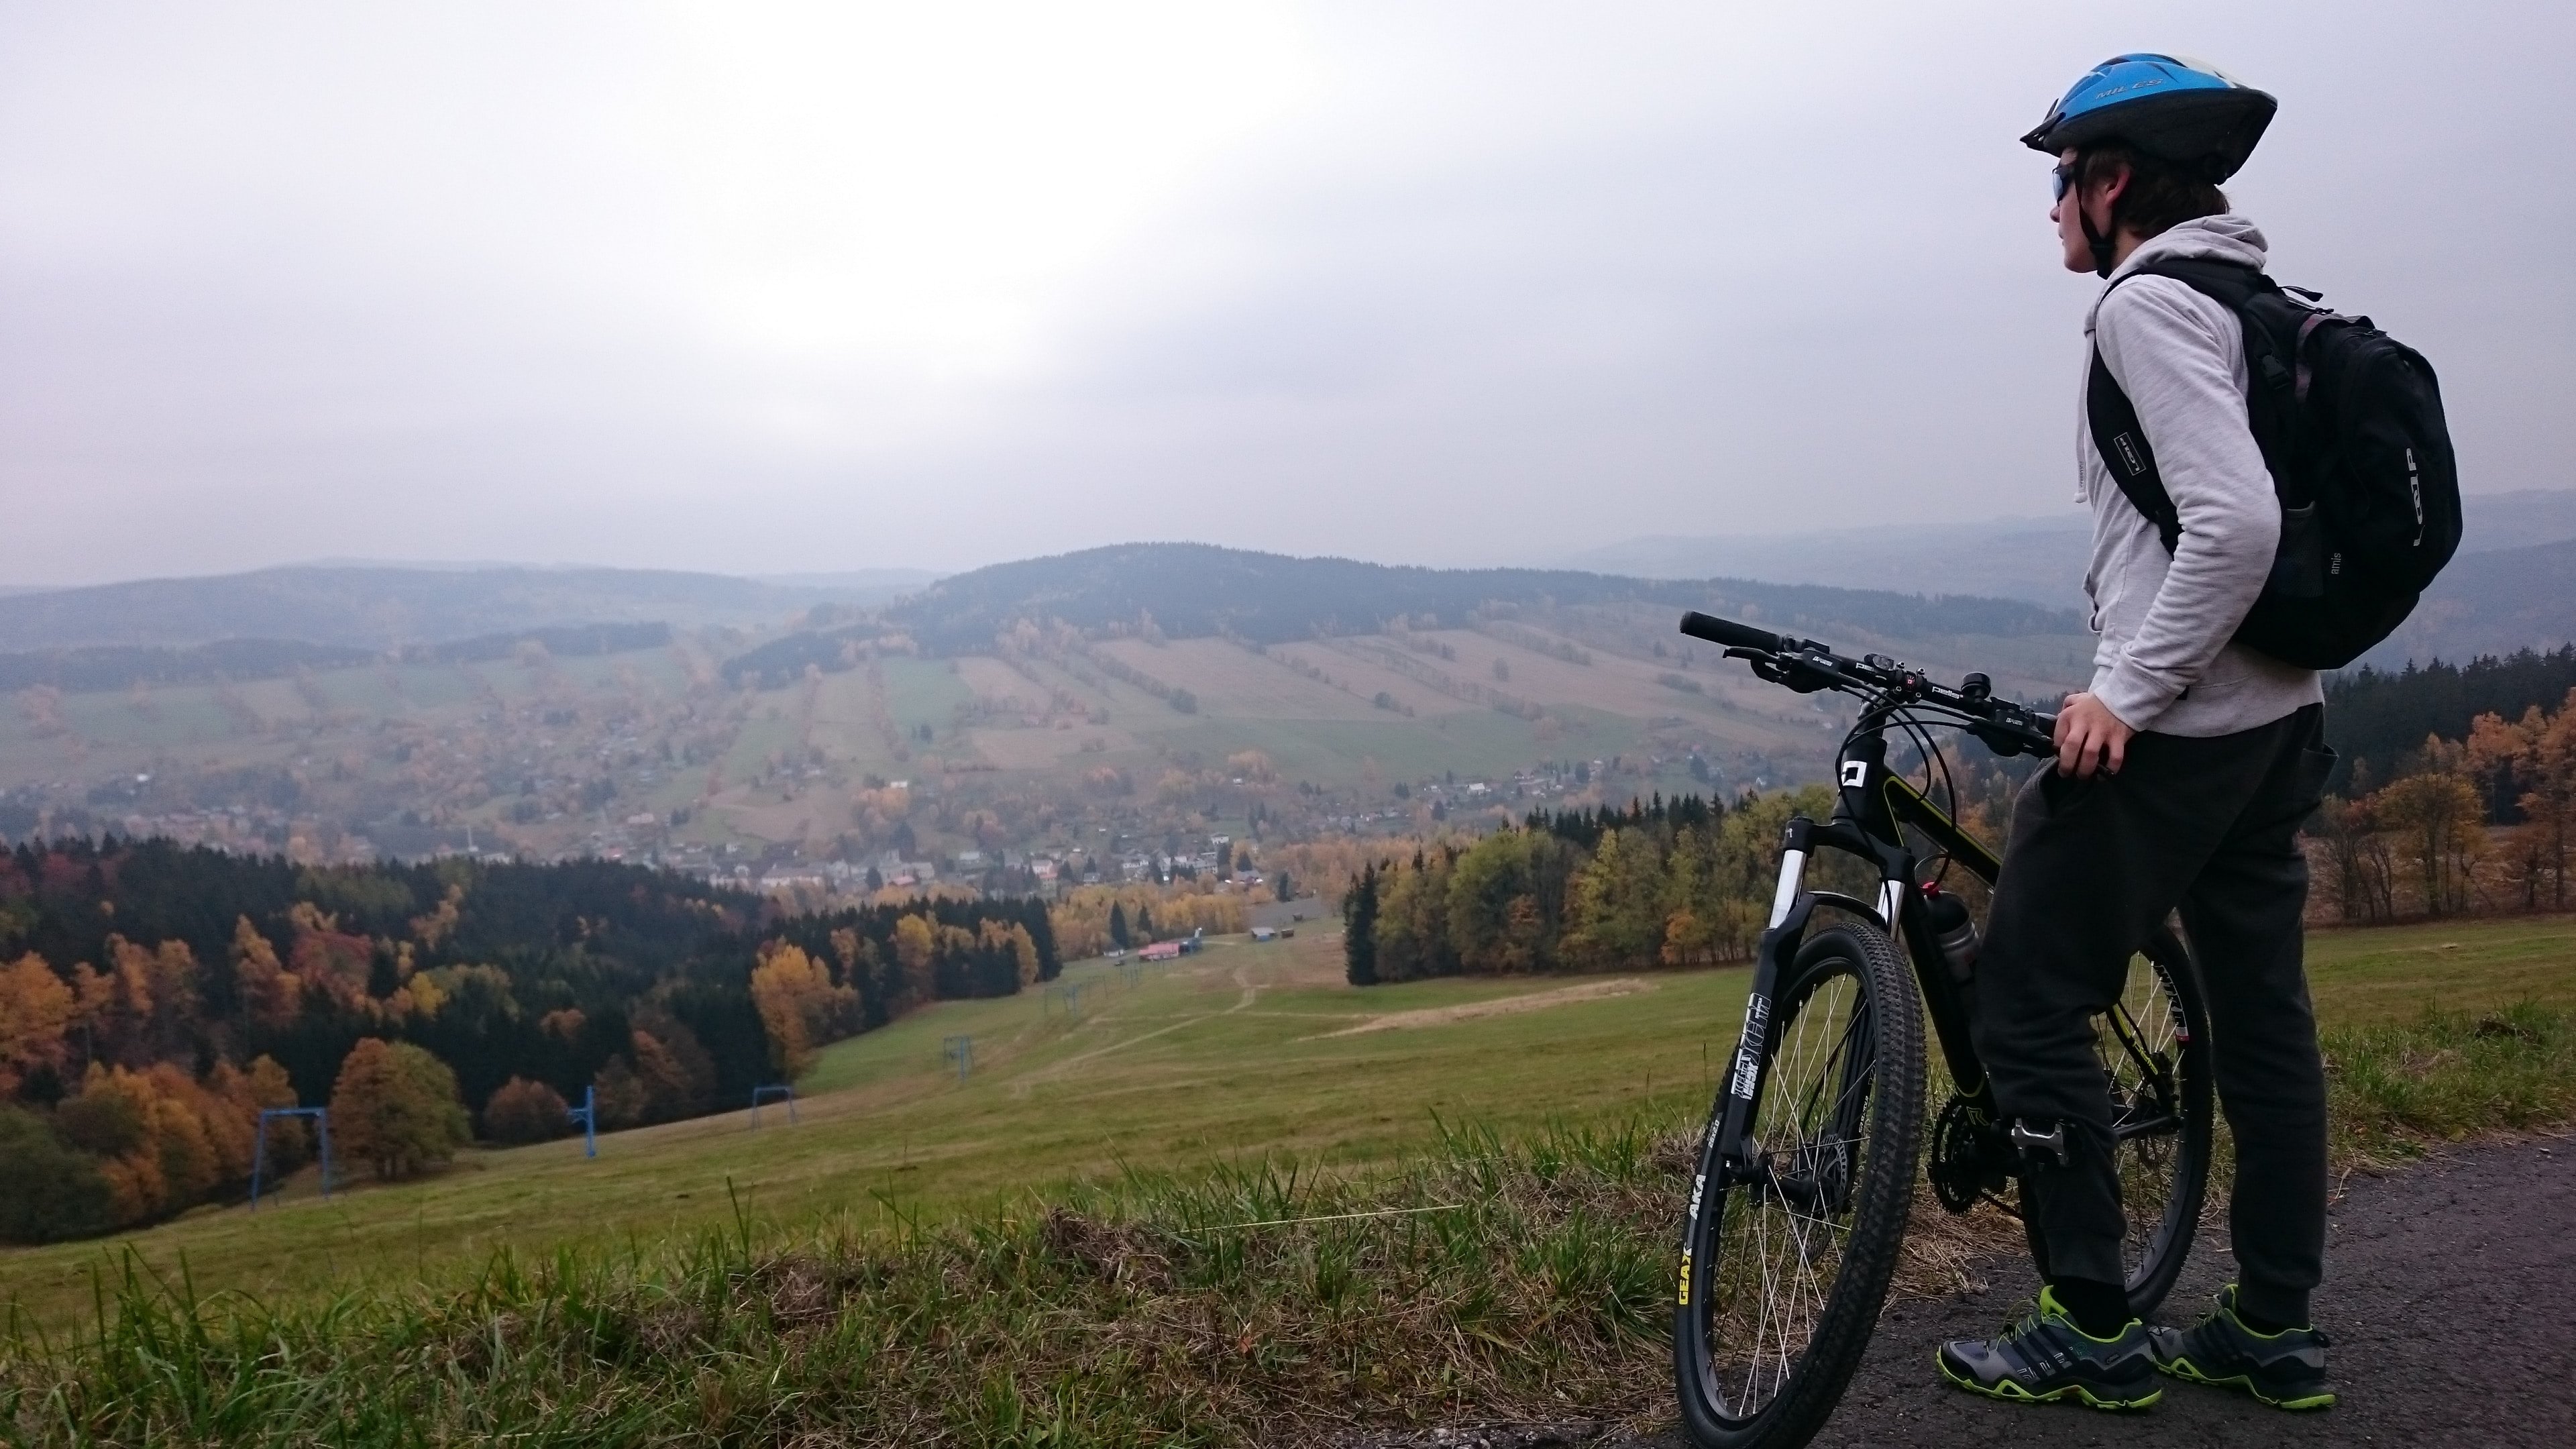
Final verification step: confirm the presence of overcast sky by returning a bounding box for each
[3,1,2569,587]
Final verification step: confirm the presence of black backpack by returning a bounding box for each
[2086,258,2460,670]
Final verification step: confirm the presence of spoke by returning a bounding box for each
[1701,961,1878,1421]
[2084,952,2193,1281]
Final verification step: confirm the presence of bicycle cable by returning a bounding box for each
[1843,701,1966,890]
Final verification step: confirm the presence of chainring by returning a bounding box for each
[1927,1095,2015,1214]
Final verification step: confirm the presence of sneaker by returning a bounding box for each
[2149,1285,2335,1410]
[1935,1285,2163,1410]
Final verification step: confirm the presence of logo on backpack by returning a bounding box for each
[2084,259,2459,669]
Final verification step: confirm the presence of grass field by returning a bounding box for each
[3,912,2570,1336]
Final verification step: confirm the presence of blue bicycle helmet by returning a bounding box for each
[2022,54,2275,182]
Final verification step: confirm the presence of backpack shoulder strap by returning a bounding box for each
[2086,268,2184,554]
[2084,258,2277,554]
[2086,346,2181,553]
[2126,256,2267,307]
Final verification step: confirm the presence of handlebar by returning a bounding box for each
[1675,612,1788,655]
[1677,610,2058,759]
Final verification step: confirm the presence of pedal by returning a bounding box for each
[2010,1118,2070,1170]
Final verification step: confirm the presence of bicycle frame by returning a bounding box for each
[1707,726,2002,1187]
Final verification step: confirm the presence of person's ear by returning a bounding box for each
[2086,164,2130,233]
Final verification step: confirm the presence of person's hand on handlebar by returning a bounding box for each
[2053,692,2135,779]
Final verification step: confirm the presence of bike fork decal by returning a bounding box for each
[1729,995,1770,1099]
[1678,1172,1706,1305]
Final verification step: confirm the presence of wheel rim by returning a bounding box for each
[1695,962,1876,1423]
[2096,951,2194,1285]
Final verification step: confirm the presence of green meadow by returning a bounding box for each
[3,913,2570,1335]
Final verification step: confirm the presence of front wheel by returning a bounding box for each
[1674,924,1925,1449]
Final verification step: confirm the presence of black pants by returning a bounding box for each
[1975,703,2335,1328]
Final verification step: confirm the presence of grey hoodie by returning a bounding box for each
[2078,214,2322,737]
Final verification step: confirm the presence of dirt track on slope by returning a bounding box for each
[1327,1135,2576,1449]
[1315,978,1659,1037]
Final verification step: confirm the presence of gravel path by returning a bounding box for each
[1344,1135,2576,1449]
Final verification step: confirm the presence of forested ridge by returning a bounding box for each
[875,543,2082,657]
[0,840,1057,1242]
[1340,787,1915,985]
[2324,645,2576,793]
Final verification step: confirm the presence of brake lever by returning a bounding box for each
[1742,651,1839,694]
[1968,716,2058,759]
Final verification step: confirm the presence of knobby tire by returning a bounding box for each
[1673,924,1924,1449]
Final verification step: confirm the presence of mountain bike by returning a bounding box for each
[1668,612,2214,1449]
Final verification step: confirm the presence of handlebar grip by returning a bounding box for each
[1678,611,1786,653]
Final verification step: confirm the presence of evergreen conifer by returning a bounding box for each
[1343,865,1381,985]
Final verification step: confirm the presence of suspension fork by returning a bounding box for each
[1710,816,1818,1183]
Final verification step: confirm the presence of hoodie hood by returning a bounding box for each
[2085,214,2268,331]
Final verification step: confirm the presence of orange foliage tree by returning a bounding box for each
[482,1076,570,1144]
[749,941,859,1076]
[0,953,74,1097]
[330,1038,469,1181]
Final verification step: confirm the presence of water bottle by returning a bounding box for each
[1924,886,1978,982]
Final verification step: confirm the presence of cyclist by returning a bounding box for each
[1933,55,2339,1413]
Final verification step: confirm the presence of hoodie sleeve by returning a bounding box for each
[2088,276,2278,731]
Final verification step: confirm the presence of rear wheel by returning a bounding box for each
[2021,925,2214,1316]
[1674,924,1924,1449]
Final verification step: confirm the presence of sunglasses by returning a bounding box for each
[2051,159,2080,201]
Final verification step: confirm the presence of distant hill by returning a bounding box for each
[1557,515,2096,607]
[0,622,674,694]
[0,565,906,652]
[877,543,2082,655]
[755,568,941,594]
[1562,490,2576,612]
[2365,536,2576,668]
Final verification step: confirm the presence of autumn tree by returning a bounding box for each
[482,1076,570,1144]
[592,1055,647,1130]
[55,1061,254,1225]
[2375,763,2487,916]
[2312,795,2398,923]
[749,941,859,1076]
[892,913,939,1009]
[1562,827,1668,969]
[229,917,302,1030]
[330,1038,470,1181]
[1371,851,1459,982]
[0,953,74,1097]
[981,920,1042,989]
[287,902,376,1011]
[2467,688,2576,908]
[241,1053,307,1169]
[2532,692,2576,908]
[629,1012,719,1121]
[1444,828,1576,973]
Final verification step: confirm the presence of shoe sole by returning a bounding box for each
[1936,1350,2162,1411]
[2156,1358,2335,1411]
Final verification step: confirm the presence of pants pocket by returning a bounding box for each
[2037,763,2105,816]
[2293,743,2337,814]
